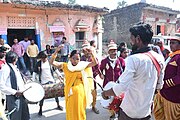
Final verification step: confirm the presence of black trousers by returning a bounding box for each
[39,97,59,107]
[6,95,30,120]
[39,81,59,107]
[118,108,153,120]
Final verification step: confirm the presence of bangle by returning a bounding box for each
[52,53,57,59]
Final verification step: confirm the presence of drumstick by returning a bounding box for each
[22,86,32,93]
[87,77,103,91]
[19,71,33,83]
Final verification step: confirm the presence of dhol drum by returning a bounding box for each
[100,81,124,113]
[43,82,64,99]
[23,82,45,104]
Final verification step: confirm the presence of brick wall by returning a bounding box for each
[103,3,147,46]
[103,3,179,46]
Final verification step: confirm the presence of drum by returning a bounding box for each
[23,82,45,103]
[43,82,64,99]
[100,81,124,113]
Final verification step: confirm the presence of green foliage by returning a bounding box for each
[117,0,127,9]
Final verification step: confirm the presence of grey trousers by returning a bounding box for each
[6,95,30,120]
[118,108,153,120]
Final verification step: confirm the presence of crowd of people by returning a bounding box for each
[0,22,179,120]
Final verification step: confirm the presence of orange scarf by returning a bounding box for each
[169,50,180,58]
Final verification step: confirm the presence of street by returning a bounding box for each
[29,77,115,120]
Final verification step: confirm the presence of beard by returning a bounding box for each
[131,44,138,53]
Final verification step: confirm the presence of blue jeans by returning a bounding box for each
[60,55,68,62]
[17,57,27,73]
[29,57,37,74]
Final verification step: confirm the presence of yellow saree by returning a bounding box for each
[62,61,93,120]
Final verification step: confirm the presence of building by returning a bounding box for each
[0,0,108,56]
[103,2,180,45]
[177,17,180,32]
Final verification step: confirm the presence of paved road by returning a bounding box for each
[29,76,117,120]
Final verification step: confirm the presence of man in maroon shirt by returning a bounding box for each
[154,36,180,120]
[81,40,103,114]
[100,40,125,119]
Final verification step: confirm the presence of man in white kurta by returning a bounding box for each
[102,23,165,120]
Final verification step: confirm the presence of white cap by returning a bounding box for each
[108,40,117,51]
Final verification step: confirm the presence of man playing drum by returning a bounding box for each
[100,40,125,119]
[0,51,30,120]
[102,23,165,120]
[32,51,63,116]
[0,46,8,120]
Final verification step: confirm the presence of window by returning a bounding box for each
[75,32,85,48]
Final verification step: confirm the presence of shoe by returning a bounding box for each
[57,105,63,111]
[38,110,42,116]
[92,107,100,114]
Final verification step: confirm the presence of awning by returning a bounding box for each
[49,26,65,33]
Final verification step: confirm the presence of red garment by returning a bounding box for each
[0,59,5,69]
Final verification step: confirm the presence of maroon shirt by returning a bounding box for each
[100,57,125,87]
[160,53,180,103]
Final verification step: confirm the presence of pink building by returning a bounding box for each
[0,0,107,56]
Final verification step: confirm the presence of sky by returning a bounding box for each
[44,0,180,11]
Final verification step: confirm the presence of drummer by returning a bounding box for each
[100,40,125,119]
[32,51,63,116]
[0,51,30,120]
[0,46,8,120]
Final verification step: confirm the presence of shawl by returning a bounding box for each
[67,61,93,107]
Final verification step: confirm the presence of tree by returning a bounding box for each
[117,0,127,9]
[68,0,76,5]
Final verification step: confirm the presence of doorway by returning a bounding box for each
[156,25,161,35]
[7,29,36,46]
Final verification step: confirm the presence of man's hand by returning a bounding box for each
[101,91,109,100]
[55,44,64,53]
[15,91,23,97]
[99,74,104,80]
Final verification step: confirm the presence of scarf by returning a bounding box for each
[67,61,93,107]
[131,46,152,55]
[108,56,117,69]
[169,50,180,58]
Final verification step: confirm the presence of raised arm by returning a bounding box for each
[86,48,98,68]
[50,45,64,69]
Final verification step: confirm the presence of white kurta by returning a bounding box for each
[113,51,165,118]
[0,63,25,95]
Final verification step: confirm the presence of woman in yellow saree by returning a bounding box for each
[50,45,97,120]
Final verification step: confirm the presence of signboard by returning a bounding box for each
[49,26,65,33]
